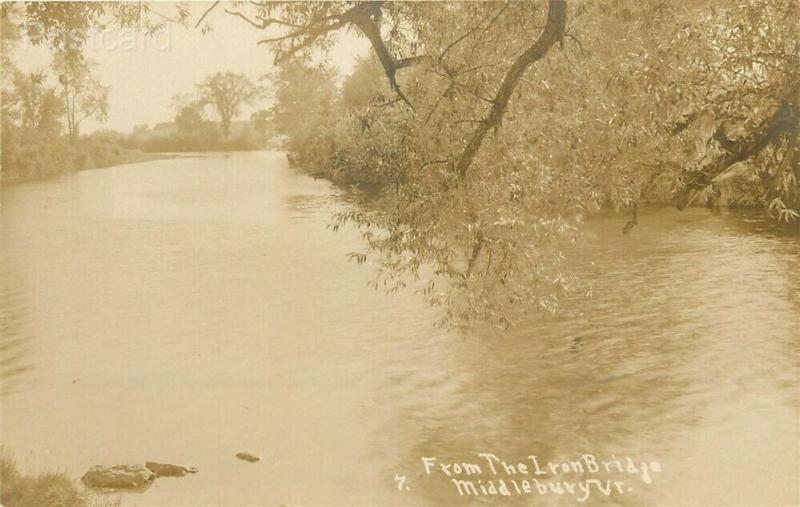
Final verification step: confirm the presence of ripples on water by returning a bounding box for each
[1,152,798,506]
[0,258,36,397]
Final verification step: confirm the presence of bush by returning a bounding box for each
[1,124,78,182]
[0,126,161,183]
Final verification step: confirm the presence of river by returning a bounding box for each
[1,151,798,506]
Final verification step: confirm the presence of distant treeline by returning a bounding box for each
[129,118,272,154]
[2,5,271,184]
[131,71,272,154]
[0,115,272,185]
[1,115,273,184]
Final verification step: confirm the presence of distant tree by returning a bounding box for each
[163,102,220,151]
[174,104,206,135]
[52,52,109,141]
[196,71,258,143]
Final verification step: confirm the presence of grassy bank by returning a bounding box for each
[0,447,118,507]
[0,125,192,185]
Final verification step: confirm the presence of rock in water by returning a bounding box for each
[145,462,199,477]
[236,452,261,462]
[82,464,156,488]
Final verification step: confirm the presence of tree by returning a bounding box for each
[2,69,63,133]
[52,52,109,141]
[174,104,206,135]
[1,68,73,182]
[176,102,219,147]
[196,71,258,143]
[652,2,799,221]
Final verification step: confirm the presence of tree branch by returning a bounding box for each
[347,3,419,112]
[262,17,351,62]
[224,9,268,29]
[194,1,219,29]
[455,0,566,179]
[675,100,799,209]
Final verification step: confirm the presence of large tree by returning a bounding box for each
[196,71,259,143]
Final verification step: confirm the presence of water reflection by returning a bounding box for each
[370,208,799,506]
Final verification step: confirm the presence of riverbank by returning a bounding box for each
[0,132,181,185]
[0,447,119,507]
[2,148,245,186]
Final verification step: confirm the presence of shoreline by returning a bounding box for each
[0,149,268,186]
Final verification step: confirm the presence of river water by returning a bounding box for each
[1,151,798,506]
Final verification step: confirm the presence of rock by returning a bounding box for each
[145,462,199,477]
[82,464,156,488]
[236,452,261,463]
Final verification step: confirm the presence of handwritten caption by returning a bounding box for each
[395,453,662,502]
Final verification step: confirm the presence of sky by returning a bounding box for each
[12,2,370,134]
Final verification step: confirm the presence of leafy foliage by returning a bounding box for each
[270,61,338,174]
[259,0,799,327]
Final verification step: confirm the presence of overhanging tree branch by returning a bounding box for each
[455,0,567,179]
[346,3,423,112]
[246,2,429,112]
[194,1,219,29]
[675,99,799,209]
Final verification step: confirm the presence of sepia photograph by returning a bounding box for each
[0,1,798,506]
